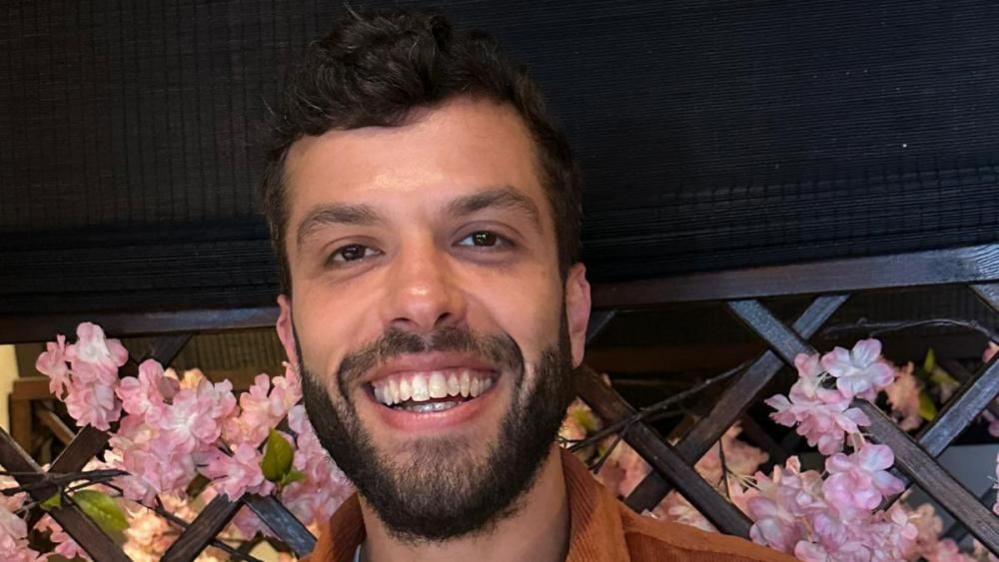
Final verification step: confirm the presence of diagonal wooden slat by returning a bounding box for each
[244,495,317,556]
[625,295,848,511]
[0,429,132,562]
[163,482,318,559]
[161,495,243,562]
[727,299,811,362]
[858,402,999,554]
[731,298,999,555]
[937,359,999,418]
[575,366,752,537]
[913,354,999,458]
[943,487,998,543]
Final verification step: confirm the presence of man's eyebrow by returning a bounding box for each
[445,187,542,228]
[296,204,382,248]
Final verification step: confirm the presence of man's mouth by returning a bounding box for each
[369,369,497,414]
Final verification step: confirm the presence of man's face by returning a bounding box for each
[275,98,590,541]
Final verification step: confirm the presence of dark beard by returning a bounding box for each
[297,319,575,543]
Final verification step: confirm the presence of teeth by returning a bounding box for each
[388,378,399,405]
[460,371,471,397]
[428,372,448,399]
[400,401,461,413]
[411,374,430,402]
[371,370,495,407]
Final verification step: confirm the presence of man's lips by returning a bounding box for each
[363,369,504,432]
[355,352,506,430]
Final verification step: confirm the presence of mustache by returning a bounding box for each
[336,325,525,388]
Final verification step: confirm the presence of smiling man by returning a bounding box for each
[262,7,794,562]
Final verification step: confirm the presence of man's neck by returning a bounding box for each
[357,446,571,562]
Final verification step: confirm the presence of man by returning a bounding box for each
[262,7,795,562]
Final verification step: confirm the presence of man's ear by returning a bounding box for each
[564,263,592,368]
[276,294,298,368]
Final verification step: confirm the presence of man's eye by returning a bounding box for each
[328,244,378,264]
[457,231,506,248]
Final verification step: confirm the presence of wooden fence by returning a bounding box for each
[1,243,997,559]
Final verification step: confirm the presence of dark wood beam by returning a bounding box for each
[593,243,999,308]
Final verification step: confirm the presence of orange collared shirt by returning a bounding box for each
[303,450,797,562]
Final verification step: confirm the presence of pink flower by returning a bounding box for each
[201,444,273,501]
[694,424,769,486]
[910,502,944,552]
[793,539,871,562]
[822,444,904,519]
[597,442,651,498]
[885,362,923,431]
[117,359,179,417]
[795,353,824,379]
[123,506,174,562]
[994,452,999,516]
[744,459,825,553]
[765,368,870,455]
[36,334,70,398]
[860,505,919,562]
[983,341,999,364]
[148,378,236,453]
[65,322,128,375]
[650,491,716,533]
[821,339,895,401]
[224,368,301,447]
[984,410,999,439]
[748,495,802,553]
[37,514,91,560]
[925,538,975,562]
[0,506,40,562]
[64,373,122,430]
[0,477,27,514]
[107,414,198,503]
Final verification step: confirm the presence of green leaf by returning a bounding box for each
[279,469,306,487]
[918,390,938,422]
[73,490,128,535]
[261,429,295,482]
[571,408,599,433]
[923,348,936,375]
[40,492,62,511]
[929,366,958,388]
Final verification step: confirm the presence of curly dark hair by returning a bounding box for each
[260,6,582,294]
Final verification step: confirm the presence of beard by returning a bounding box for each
[297,317,575,543]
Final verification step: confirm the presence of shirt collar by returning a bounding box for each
[311,449,631,562]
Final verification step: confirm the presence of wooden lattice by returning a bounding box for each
[1,243,998,559]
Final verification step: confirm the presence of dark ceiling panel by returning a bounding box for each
[2,0,999,313]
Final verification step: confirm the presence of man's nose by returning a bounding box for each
[382,241,466,335]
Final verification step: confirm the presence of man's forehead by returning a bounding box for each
[281,98,552,231]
